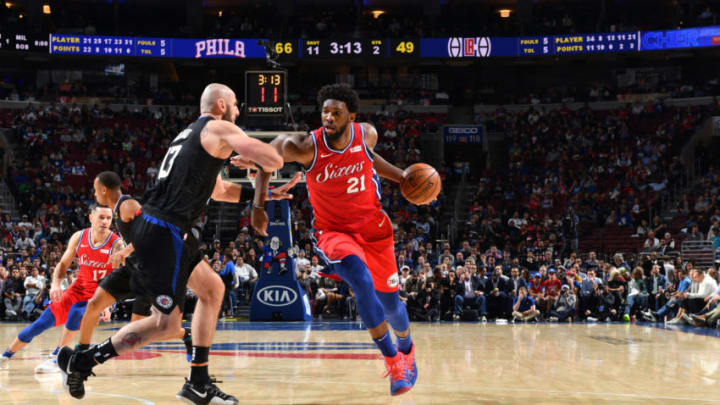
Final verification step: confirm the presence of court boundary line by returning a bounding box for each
[634,321,720,338]
[231,377,720,402]
[0,384,156,404]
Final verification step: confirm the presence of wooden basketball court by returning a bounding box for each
[1,320,719,404]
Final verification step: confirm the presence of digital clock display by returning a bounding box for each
[301,39,386,57]
[245,71,287,116]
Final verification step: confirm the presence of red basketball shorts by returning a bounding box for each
[50,285,92,326]
[313,211,399,293]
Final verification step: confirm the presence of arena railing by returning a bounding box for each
[0,100,450,115]
[681,240,716,270]
[473,95,718,114]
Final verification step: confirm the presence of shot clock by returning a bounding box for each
[245,71,287,116]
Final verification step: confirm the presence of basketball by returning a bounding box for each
[400,163,441,205]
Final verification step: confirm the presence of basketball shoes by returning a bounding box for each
[383,352,413,396]
[57,346,94,399]
[35,357,60,373]
[0,355,9,370]
[176,377,238,404]
[401,343,418,387]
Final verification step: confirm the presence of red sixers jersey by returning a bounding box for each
[71,228,120,299]
[305,122,382,233]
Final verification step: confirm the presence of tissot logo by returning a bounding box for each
[257,285,298,307]
[448,127,479,134]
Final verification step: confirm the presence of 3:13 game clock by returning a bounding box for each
[245,70,287,116]
[302,39,386,58]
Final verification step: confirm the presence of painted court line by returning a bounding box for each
[230,377,720,402]
[0,385,155,404]
[150,348,382,360]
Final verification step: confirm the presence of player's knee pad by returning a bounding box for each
[18,308,56,343]
[65,301,88,331]
[334,255,385,329]
[376,290,410,332]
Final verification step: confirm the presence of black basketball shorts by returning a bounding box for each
[99,259,153,317]
[130,212,197,315]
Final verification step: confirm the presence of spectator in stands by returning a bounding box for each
[233,256,258,305]
[14,230,34,251]
[643,231,660,251]
[547,285,576,322]
[219,251,235,318]
[453,267,487,321]
[17,215,32,229]
[21,266,44,318]
[507,267,526,297]
[3,268,24,320]
[613,254,631,273]
[578,268,602,320]
[687,224,704,241]
[584,251,599,270]
[645,264,667,312]
[512,285,539,322]
[539,268,562,313]
[606,269,626,320]
[647,267,691,321]
[668,268,718,324]
[70,161,87,175]
[689,284,720,327]
[294,250,310,272]
[623,267,649,322]
[641,251,664,277]
[485,265,512,319]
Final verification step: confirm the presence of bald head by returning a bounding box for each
[200,83,238,122]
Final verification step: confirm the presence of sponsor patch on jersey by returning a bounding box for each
[156,295,174,309]
[100,249,110,254]
[387,273,399,289]
[350,145,362,153]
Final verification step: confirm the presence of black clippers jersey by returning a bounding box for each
[142,116,226,230]
[113,194,139,243]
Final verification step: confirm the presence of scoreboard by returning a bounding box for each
[49,35,268,58]
[2,25,720,59]
[419,32,639,58]
[245,71,287,116]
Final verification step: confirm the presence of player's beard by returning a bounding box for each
[324,122,348,142]
[222,107,235,123]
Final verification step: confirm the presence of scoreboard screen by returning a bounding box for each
[245,71,287,116]
[0,25,717,59]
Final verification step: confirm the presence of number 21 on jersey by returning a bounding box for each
[347,175,365,194]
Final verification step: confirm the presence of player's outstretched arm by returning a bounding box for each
[210,120,283,172]
[211,172,302,204]
[50,230,82,302]
[251,133,314,236]
[360,123,405,184]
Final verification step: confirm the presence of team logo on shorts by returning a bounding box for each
[387,273,399,289]
[156,295,174,309]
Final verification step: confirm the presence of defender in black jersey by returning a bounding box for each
[70,172,193,361]
[59,83,291,404]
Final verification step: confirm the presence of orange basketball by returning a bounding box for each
[400,163,441,205]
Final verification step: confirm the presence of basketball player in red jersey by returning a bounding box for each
[1,205,119,370]
[251,84,419,395]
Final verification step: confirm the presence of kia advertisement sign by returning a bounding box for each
[443,125,483,144]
